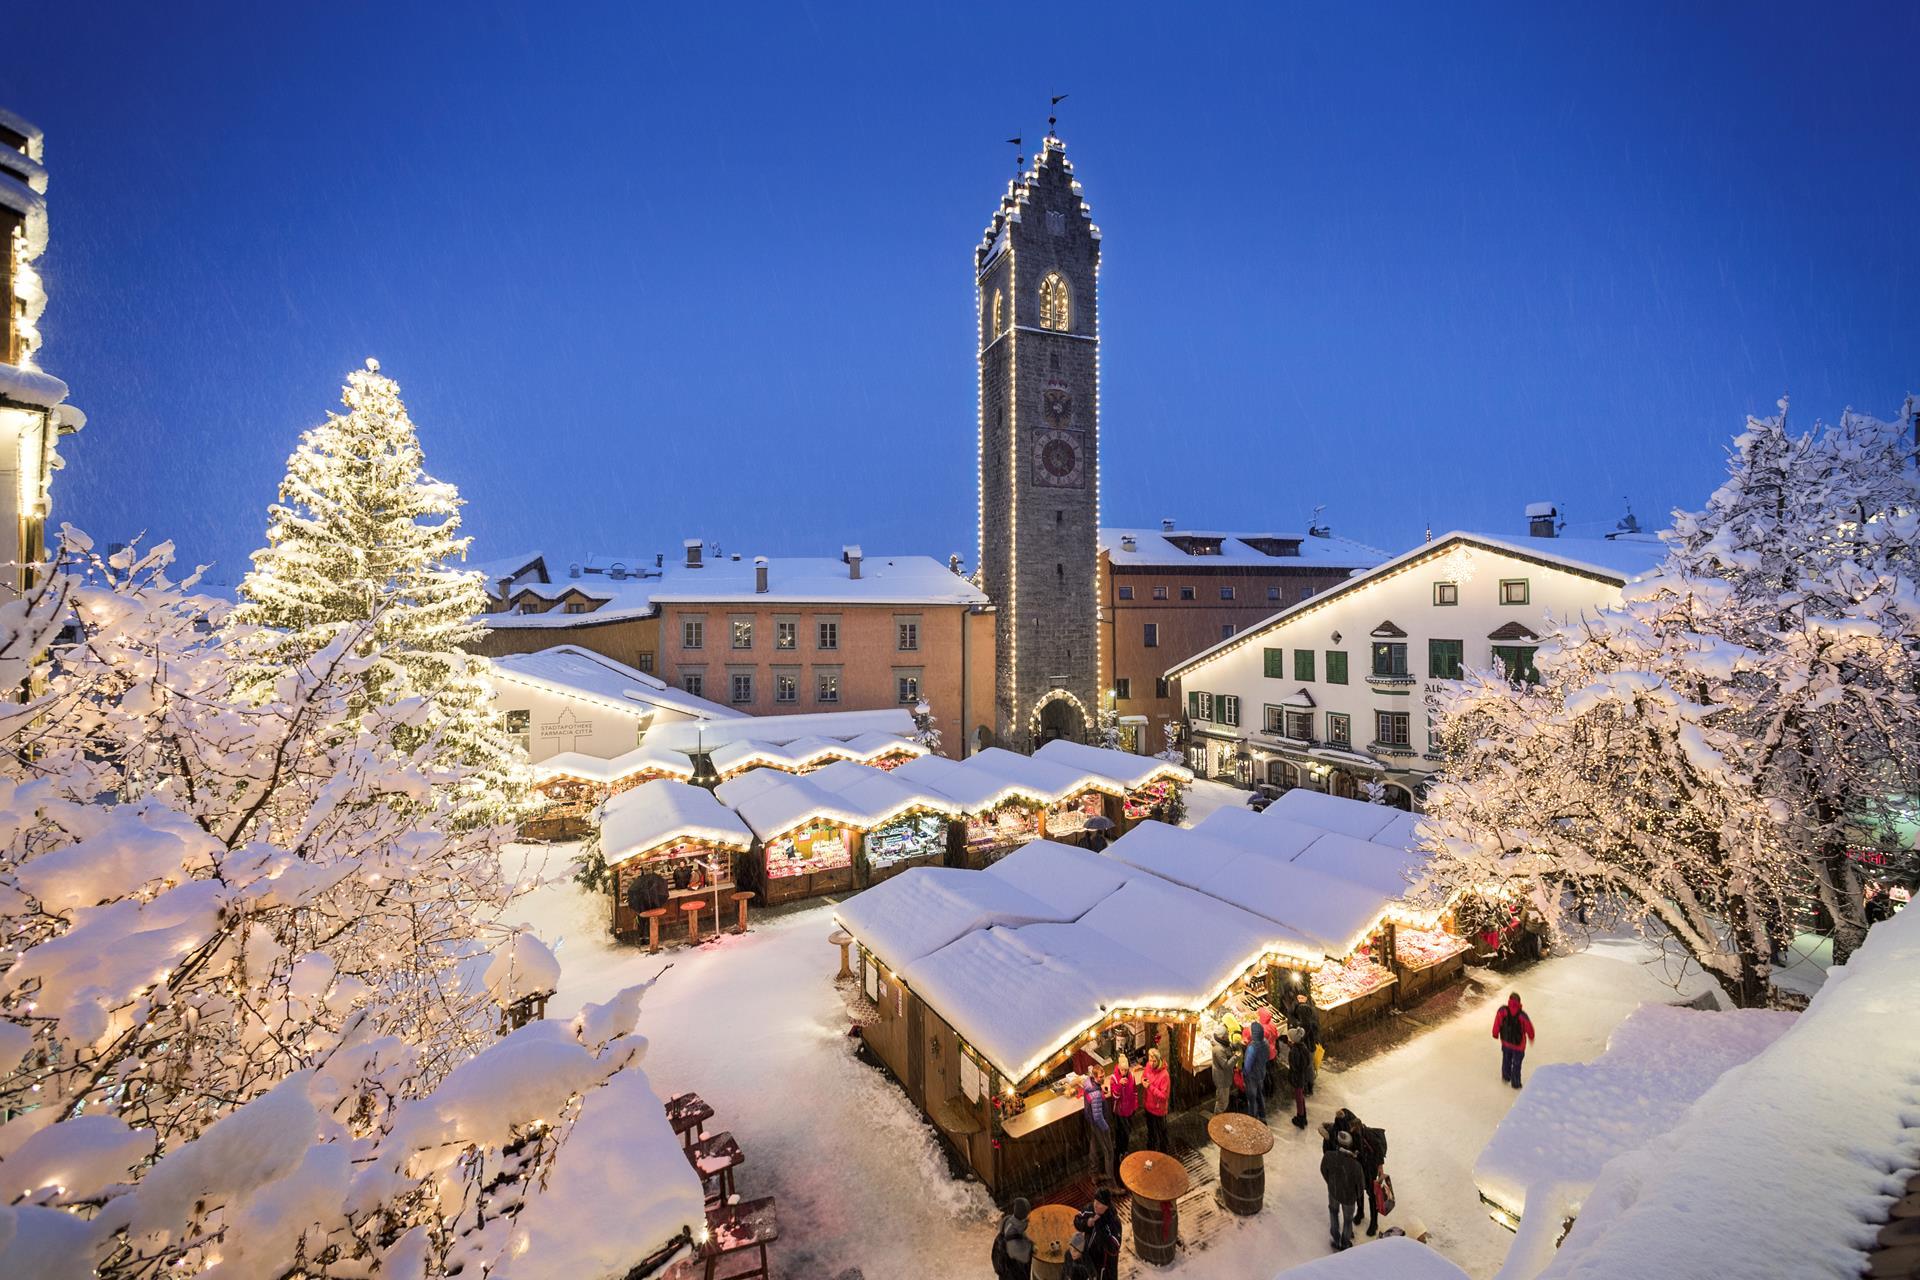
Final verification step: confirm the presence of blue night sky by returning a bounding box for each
[14,3,1919,586]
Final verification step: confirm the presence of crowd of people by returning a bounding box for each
[991,987,1541,1275]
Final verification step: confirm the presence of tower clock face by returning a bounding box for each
[1034,429,1086,488]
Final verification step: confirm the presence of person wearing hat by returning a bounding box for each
[991,1197,1033,1278]
[1286,1025,1313,1128]
[1320,1129,1367,1250]
[1209,1028,1236,1114]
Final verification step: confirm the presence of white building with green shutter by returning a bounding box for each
[1163,516,1664,806]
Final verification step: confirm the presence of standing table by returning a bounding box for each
[1120,1149,1190,1267]
[1026,1203,1078,1280]
[1207,1112,1274,1216]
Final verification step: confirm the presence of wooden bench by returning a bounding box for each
[681,1196,777,1280]
[686,1129,744,1204]
[665,1092,714,1150]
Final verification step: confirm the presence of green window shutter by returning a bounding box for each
[1326,651,1348,684]
[1187,690,1201,719]
[1429,639,1463,679]
[1294,649,1314,682]
[1263,647,1284,679]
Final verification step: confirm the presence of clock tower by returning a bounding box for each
[976,133,1101,750]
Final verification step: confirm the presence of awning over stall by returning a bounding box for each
[600,779,754,864]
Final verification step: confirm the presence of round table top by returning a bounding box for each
[828,928,853,945]
[639,907,670,918]
[730,890,756,902]
[1207,1111,1275,1157]
[1027,1203,1077,1263]
[1120,1149,1191,1202]
[679,900,704,913]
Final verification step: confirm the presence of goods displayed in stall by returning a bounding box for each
[1044,791,1106,839]
[1122,776,1179,822]
[1313,955,1395,1005]
[864,813,947,875]
[766,822,852,880]
[966,800,1042,854]
[1396,926,1470,969]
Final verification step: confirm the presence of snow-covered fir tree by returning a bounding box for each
[911,697,943,754]
[1422,401,1920,1003]
[0,533,693,1277]
[228,360,525,823]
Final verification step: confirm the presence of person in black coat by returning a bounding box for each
[1290,991,1322,1095]
[1285,1026,1312,1128]
[1319,1130,1366,1250]
[1335,1108,1385,1237]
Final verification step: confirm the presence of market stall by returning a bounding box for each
[801,760,959,887]
[1034,739,1193,830]
[598,779,754,940]
[523,742,695,840]
[1393,925,1471,1001]
[1310,947,1399,1037]
[890,754,1050,868]
[716,762,958,902]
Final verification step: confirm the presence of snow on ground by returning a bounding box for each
[499,842,1720,1279]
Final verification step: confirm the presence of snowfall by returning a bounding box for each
[486,779,1919,1280]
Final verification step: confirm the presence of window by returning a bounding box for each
[729,672,754,704]
[682,618,704,649]
[1434,581,1459,606]
[1429,638,1464,679]
[1326,650,1348,684]
[774,671,799,703]
[1294,585,1313,603]
[1371,642,1408,677]
[1117,585,1135,600]
[1220,586,1236,600]
[1285,709,1314,740]
[1143,623,1159,648]
[1499,579,1530,606]
[683,672,704,698]
[1114,678,1131,700]
[817,619,839,650]
[1263,647,1285,678]
[564,601,590,614]
[637,651,655,673]
[731,618,753,649]
[897,673,921,704]
[1155,676,1170,699]
[1326,712,1351,747]
[1294,649,1315,682]
[990,289,1003,335]
[1179,586,1196,601]
[1188,691,1214,722]
[1152,585,1169,601]
[896,620,920,651]
[1267,586,1281,602]
[1217,695,1241,727]
[1038,273,1071,331]
[1375,710,1411,747]
[517,602,540,614]
[1263,705,1285,734]
[816,671,841,704]
[1220,623,1236,640]
[1492,644,1541,684]
[506,709,530,752]
[775,619,797,650]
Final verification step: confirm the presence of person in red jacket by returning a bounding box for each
[1141,1047,1171,1153]
[1493,993,1535,1088]
[1106,1052,1138,1168]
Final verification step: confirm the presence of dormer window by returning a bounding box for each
[1039,274,1071,331]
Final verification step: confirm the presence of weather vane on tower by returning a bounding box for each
[1048,93,1067,140]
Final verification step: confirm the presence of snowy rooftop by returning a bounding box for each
[966,746,1128,802]
[714,762,954,840]
[890,753,1056,811]
[490,645,742,722]
[707,731,925,779]
[599,779,753,865]
[1535,903,1920,1280]
[485,551,986,626]
[1033,738,1193,791]
[1100,526,1386,571]
[649,709,916,754]
[1268,1236,1470,1280]
[529,740,695,784]
[1474,1003,1796,1227]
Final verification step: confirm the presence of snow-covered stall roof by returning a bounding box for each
[530,740,695,784]
[890,753,1051,811]
[983,839,1135,917]
[1263,789,1401,840]
[1474,1003,1796,1232]
[707,732,927,779]
[1532,905,1920,1280]
[1289,831,1426,903]
[833,871,1078,971]
[599,780,753,865]
[1033,739,1193,790]
[1268,1236,1470,1280]
[713,763,950,842]
[649,708,916,753]
[1074,874,1317,992]
[490,645,742,722]
[968,746,1128,802]
[804,760,959,825]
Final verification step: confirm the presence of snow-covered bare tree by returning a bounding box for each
[1422,401,1920,1003]
[0,533,702,1278]
[228,360,525,824]
[911,697,943,754]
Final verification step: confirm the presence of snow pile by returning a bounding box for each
[485,931,563,1003]
[1474,1003,1796,1224]
[1270,1235,1470,1279]
[1535,906,1920,1280]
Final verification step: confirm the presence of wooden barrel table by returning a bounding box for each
[1027,1203,1077,1280]
[1207,1111,1274,1216]
[1120,1150,1191,1267]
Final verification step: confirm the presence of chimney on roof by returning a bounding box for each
[731,552,741,561]
[568,562,581,579]
[1527,503,1560,538]
[684,538,703,568]
[843,545,863,580]
[754,556,769,593]
[1161,517,1176,533]
[609,561,628,581]
[655,552,664,568]
[1120,535,1136,552]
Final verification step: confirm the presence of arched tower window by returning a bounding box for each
[990,289,1004,335]
[1038,273,1071,332]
